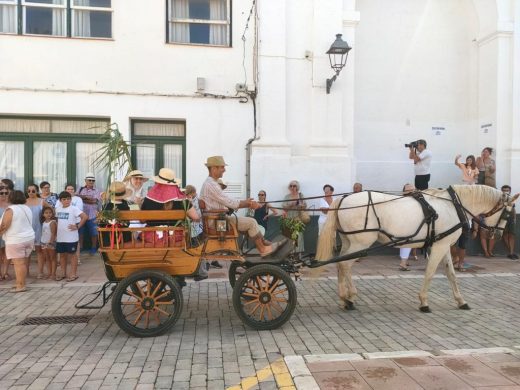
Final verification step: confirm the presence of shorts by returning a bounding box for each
[457,228,469,250]
[5,240,34,259]
[79,218,98,237]
[56,242,78,254]
[504,219,516,235]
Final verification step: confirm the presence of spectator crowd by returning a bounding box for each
[0,145,517,292]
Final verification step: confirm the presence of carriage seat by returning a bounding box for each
[97,210,188,250]
[198,199,239,238]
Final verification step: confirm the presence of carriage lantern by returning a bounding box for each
[216,212,228,241]
[326,34,352,94]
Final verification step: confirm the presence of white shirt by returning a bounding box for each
[414,149,432,175]
[200,176,240,211]
[318,197,334,226]
[55,205,83,243]
[2,205,35,245]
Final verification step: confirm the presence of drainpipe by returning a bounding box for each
[245,91,258,198]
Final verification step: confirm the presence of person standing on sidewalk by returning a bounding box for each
[77,173,102,255]
[55,191,87,282]
[501,185,518,260]
[0,190,35,292]
[408,139,432,190]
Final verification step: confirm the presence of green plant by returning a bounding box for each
[96,208,122,226]
[93,123,133,195]
[279,216,305,241]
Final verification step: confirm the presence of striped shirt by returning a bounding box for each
[200,176,239,211]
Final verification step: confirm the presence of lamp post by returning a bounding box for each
[326,34,352,94]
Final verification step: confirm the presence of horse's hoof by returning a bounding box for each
[459,303,470,310]
[419,306,431,313]
[344,300,356,310]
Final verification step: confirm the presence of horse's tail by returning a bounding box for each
[316,197,342,261]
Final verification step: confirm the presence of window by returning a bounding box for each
[131,120,186,187]
[168,0,230,46]
[0,0,17,34]
[0,0,112,38]
[71,0,112,38]
[0,116,110,190]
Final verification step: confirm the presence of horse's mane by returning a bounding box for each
[451,184,501,210]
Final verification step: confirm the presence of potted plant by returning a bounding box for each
[279,216,306,242]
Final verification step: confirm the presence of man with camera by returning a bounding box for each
[407,139,432,190]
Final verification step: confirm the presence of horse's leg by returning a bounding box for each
[337,260,357,310]
[418,244,448,312]
[443,251,470,309]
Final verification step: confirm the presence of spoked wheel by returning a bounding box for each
[228,261,248,288]
[232,264,297,330]
[111,270,183,337]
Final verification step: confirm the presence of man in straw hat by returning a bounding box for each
[124,170,149,208]
[77,172,102,255]
[200,156,285,257]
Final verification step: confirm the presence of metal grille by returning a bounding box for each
[18,315,94,326]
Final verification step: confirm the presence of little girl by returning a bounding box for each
[40,206,57,279]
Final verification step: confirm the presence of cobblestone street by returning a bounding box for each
[1,255,520,389]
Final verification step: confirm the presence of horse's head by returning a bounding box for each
[483,191,519,239]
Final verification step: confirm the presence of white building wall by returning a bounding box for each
[0,0,519,200]
[354,0,479,191]
[0,0,257,193]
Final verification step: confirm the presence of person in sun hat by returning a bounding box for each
[200,156,286,258]
[102,181,132,211]
[77,172,102,255]
[141,168,200,286]
[124,170,149,208]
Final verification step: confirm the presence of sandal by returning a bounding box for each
[55,276,64,281]
[66,276,79,282]
[399,266,410,271]
[9,287,27,293]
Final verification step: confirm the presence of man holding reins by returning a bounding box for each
[200,156,284,257]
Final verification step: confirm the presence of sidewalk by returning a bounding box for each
[1,251,520,389]
[285,348,520,390]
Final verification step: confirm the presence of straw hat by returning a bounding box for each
[152,168,180,186]
[85,172,96,180]
[106,181,132,201]
[205,156,228,167]
[124,170,149,183]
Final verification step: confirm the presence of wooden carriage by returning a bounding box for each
[77,209,299,337]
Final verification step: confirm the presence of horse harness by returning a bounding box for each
[334,186,508,251]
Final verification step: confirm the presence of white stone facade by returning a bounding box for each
[0,0,518,207]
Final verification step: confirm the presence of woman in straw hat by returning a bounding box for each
[101,181,133,243]
[124,170,149,208]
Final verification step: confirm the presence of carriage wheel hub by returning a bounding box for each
[259,292,271,304]
[141,297,155,310]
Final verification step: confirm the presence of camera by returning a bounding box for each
[405,140,419,148]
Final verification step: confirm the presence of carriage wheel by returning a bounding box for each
[228,261,248,288]
[112,270,183,337]
[232,264,297,330]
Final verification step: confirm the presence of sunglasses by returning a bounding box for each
[289,185,298,188]
[0,192,8,195]
[41,186,50,190]
[27,190,37,193]
[86,179,95,182]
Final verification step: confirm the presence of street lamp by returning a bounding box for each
[326,34,352,94]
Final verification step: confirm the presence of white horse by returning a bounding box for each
[316,185,518,313]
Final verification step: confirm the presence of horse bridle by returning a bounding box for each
[457,193,512,236]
